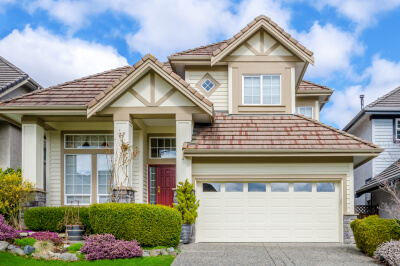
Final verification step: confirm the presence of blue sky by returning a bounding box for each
[0,0,400,129]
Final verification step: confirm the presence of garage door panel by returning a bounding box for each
[197,181,340,243]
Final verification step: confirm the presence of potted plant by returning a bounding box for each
[58,200,86,241]
[173,179,200,244]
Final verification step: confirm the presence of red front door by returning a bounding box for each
[156,166,176,207]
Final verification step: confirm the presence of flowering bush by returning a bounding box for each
[0,214,19,241]
[30,231,63,244]
[81,234,143,260]
[374,240,400,265]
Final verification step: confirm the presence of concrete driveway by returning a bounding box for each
[172,243,376,266]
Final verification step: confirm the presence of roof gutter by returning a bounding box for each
[183,148,384,157]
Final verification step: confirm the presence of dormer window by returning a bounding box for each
[243,75,281,105]
[201,79,215,92]
[297,106,313,119]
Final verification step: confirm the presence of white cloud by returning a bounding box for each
[0,25,128,87]
[297,22,364,79]
[309,0,400,30]
[322,56,400,129]
[27,0,293,60]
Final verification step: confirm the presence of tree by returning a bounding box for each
[379,179,400,228]
[105,132,139,202]
[0,168,34,229]
[173,179,200,224]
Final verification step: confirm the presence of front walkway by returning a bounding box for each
[172,243,376,266]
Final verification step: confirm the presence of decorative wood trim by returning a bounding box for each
[129,89,150,106]
[150,71,155,104]
[223,55,302,62]
[243,42,260,55]
[195,73,221,98]
[264,42,280,56]
[260,30,264,54]
[154,88,176,106]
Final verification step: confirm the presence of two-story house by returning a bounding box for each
[0,15,382,243]
[0,56,42,170]
[344,86,400,218]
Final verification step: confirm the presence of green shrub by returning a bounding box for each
[14,237,36,247]
[173,179,199,224]
[23,206,91,233]
[89,203,182,247]
[351,215,400,256]
[67,243,83,252]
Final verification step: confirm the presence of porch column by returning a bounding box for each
[176,113,193,185]
[21,117,44,189]
[113,114,134,202]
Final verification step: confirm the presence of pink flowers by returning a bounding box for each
[30,231,63,244]
[81,234,143,260]
[0,215,19,241]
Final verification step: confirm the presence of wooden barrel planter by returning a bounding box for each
[67,225,86,241]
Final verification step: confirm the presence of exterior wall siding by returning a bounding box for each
[372,189,392,218]
[46,131,61,206]
[348,118,372,205]
[185,70,228,111]
[142,132,148,203]
[0,122,11,169]
[372,119,400,176]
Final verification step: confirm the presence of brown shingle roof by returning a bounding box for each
[0,55,213,109]
[356,159,400,196]
[170,15,313,58]
[366,86,400,108]
[298,80,333,92]
[184,113,379,151]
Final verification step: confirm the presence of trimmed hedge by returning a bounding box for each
[351,215,400,256]
[24,206,91,233]
[89,203,181,247]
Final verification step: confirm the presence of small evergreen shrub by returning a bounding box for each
[81,234,142,260]
[351,215,400,256]
[89,203,181,247]
[30,231,63,244]
[33,241,53,255]
[67,243,83,252]
[23,206,91,232]
[0,214,19,241]
[374,240,400,265]
[14,237,37,247]
[173,179,199,224]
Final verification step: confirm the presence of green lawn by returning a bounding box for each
[0,252,175,266]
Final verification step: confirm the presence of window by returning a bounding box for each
[317,183,335,192]
[97,155,112,203]
[203,183,221,192]
[396,119,400,140]
[243,75,281,105]
[294,183,312,192]
[150,137,176,158]
[297,107,313,119]
[65,134,113,149]
[248,183,266,192]
[149,167,157,204]
[201,79,215,92]
[271,183,289,192]
[65,154,91,205]
[225,183,243,192]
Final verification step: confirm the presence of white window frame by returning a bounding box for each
[396,119,400,140]
[242,74,281,105]
[64,154,92,206]
[149,137,176,159]
[64,134,113,149]
[97,154,112,204]
[297,106,313,119]
[201,78,215,92]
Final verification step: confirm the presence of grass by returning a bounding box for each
[0,252,175,266]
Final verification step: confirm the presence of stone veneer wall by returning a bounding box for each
[343,214,358,244]
[113,188,135,203]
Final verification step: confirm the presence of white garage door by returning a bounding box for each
[196,182,340,242]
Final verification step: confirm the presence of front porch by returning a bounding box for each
[19,109,203,207]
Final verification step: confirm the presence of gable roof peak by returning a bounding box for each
[366,85,400,108]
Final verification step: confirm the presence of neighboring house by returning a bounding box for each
[0,15,382,243]
[344,86,400,218]
[0,56,42,170]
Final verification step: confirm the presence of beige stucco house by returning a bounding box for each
[0,15,382,243]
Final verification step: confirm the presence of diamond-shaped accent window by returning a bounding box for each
[201,79,215,92]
